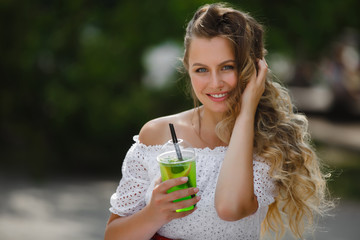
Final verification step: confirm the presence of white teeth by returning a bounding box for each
[210,93,227,98]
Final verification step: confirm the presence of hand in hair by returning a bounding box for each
[240,58,268,116]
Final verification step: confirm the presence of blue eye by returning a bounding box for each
[196,68,207,73]
[222,65,234,70]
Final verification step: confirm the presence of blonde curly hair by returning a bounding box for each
[182,3,333,239]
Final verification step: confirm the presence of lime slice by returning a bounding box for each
[168,163,192,179]
[171,165,185,174]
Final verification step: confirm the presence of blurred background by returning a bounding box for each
[1,0,359,239]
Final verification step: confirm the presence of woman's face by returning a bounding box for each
[188,36,237,113]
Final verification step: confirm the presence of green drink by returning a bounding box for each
[157,142,197,212]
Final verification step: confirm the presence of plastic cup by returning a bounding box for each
[157,139,196,212]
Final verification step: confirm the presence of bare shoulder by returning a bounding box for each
[139,109,195,146]
[138,116,171,146]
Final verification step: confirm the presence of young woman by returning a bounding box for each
[105,3,332,240]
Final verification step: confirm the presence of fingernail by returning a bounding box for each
[196,196,201,201]
[194,188,199,193]
[181,177,188,182]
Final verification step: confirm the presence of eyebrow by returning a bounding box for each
[191,59,236,68]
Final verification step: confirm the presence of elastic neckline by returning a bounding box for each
[133,135,228,153]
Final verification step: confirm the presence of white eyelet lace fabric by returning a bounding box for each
[110,136,277,240]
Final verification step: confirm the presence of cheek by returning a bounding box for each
[224,72,238,88]
[190,76,205,94]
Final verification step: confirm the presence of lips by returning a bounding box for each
[209,93,227,98]
[206,92,228,102]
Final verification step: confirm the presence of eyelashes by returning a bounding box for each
[195,68,207,73]
[222,65,234,70]
[194,65,234,73]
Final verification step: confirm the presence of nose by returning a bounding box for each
[209,71,224,90]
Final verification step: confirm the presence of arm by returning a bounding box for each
[105,177,199,240]
[105,211,161,240]
[215,59,268,221]
[105,122,200,240]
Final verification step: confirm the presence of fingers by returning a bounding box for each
[172,195,201,210]
[150,177,201,222]
[251,58,267,94]
[256,58,268,83]
[240,58,268,113]
[167,187,199,202]
[155,177,188,193]
[248,58,267,84]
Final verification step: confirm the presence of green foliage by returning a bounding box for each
[1,0,359,177]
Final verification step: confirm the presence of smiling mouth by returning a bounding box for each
[207,93,228,98]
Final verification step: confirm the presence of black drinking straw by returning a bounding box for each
[169,123,183,160]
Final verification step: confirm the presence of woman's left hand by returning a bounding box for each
[240,58,268,115]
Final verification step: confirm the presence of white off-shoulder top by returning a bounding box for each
[109,136,276,240]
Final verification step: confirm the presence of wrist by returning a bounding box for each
[240,103,257,116]
[235,110,255,125]
[143,204,169,228]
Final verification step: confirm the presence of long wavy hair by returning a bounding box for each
[182,3,333,239]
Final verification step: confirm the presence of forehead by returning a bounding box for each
[188,36,235,65]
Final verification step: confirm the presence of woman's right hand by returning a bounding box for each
[146,177,200,225]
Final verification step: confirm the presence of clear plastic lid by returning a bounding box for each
[157,139,195,163]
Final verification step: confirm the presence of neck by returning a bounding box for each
[192,106,227,148]
[200,106,224,128]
